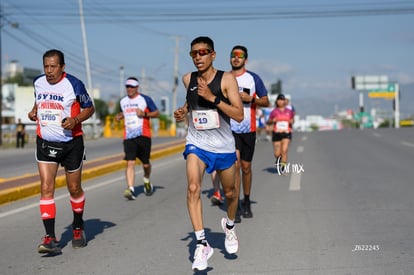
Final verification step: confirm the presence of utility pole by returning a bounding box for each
[0,9,3,146]
[119,65,124,98]
[170,36,180,136]
[0,8,18,146]
[79,0,98,138]
[394,83,400,129]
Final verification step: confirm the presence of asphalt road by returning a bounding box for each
[0,128,413,274]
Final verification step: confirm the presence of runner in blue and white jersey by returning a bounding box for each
[229,45,269,221]
[28,49,95,254]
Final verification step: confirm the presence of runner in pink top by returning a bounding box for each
[267,94,294,175]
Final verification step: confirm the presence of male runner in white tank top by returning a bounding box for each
[174,36,243,271]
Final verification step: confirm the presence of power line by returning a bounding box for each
[4,1,414,23]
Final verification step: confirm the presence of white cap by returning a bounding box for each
[125,79,139,87]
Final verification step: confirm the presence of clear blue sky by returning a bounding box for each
[2,0,414,114]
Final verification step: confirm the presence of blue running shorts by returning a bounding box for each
[183,144,236,174]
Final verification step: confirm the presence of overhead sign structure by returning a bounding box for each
[351,75,389,121]
[351,75,400,129]
[352,75,389,90]
[368,83,396,99]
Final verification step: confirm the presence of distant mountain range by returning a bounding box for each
[292,83,414,118]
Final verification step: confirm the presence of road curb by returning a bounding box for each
[0,143,185,205]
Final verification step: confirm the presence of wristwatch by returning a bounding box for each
[214,96,221,106]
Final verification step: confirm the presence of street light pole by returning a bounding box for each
[0,11,3,146]
[119,65,124,98]
[170,36,180,136]
[78,0,98,138]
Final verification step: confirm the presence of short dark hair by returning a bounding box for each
[191,36,214,51]
[231,45,248,59]
[43,49,65,65]
[277,94,286,101]
[126,76,139,82]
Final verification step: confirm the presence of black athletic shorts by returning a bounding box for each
[36,136,85,172]
[272,132,292,142]
[232,132,256,162]
[123,136,151,164]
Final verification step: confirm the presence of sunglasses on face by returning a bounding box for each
[231,51,246,59]
[189,48,213,58]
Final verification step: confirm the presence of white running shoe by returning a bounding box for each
[221,217,239,254]
[191,242,214,271]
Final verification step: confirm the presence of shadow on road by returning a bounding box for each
[59,218,117,249]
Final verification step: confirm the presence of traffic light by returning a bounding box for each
[161,98,166,112]
[160,96,169,114]
[270,79,282,95]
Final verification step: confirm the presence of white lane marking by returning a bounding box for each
[0,157,182,219]
[401,141,414,148]
[289,172,301,191]
[372,132,381,138]
[289,145,304,190]
[302,136,307,141]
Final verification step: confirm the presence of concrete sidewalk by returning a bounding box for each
[0,139,185,205]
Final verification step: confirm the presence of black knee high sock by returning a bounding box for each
[72,212,84,229]
[43,218,56,238]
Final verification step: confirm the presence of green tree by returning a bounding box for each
[159,113,172,129]
[93,98,109,120]
[341,119,358,129]
[4,73,29,86]
[378,119,393,128]
[310,124,319,131]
